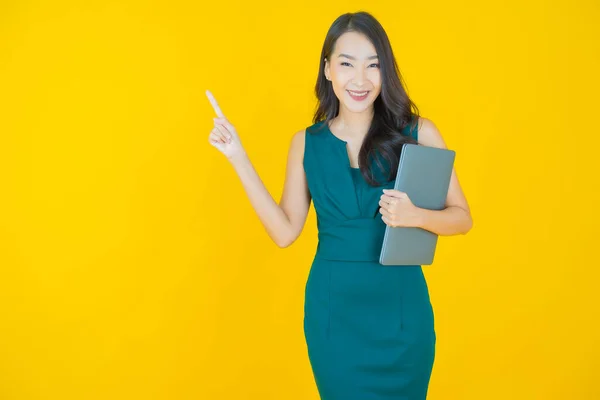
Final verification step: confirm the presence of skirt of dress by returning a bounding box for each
[303,255,436,400]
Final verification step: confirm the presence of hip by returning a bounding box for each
[304,255,436,343]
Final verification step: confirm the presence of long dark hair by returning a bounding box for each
[312,11,420,186]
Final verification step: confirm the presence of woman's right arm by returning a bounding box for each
[229,129,311,248]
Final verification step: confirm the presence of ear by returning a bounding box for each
[324,58,330,81]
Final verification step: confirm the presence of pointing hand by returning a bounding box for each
[206,89,246,161]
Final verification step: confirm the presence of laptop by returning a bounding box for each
[379,143,456,266]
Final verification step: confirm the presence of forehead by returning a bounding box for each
[333,31,377,57]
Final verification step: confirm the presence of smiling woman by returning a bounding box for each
[302,12,455,400]
[206,9,472,400]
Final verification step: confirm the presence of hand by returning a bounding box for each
[378,189,422,228]
[206,89,247,161]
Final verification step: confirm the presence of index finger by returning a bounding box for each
[205,89,225,118]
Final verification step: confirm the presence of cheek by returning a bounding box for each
[332,65,352,80]
[331,72,349,88]
[331,77,350,96]
[371,75,382,91]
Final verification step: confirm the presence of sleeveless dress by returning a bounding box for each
[302,120,436,400]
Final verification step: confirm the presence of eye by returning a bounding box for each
[340,62,380,68]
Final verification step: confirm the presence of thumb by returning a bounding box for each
[209,137,226,151]
[215,118,237,137]
[382,189,405,198]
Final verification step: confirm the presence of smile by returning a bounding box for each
[347,90,370,101]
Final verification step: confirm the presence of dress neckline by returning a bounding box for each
[322,120,363,170]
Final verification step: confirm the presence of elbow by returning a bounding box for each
[276,239,292,248]
[275,234,294,248]
[275,229,300,248]
[461,214,474,235]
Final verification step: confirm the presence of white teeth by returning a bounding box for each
[348,90,368,96]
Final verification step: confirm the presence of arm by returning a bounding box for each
[414,117,473,236]
[229,130,311,248]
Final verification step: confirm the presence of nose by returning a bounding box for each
[352,68,367,87]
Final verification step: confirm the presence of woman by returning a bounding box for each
[206,11,472,400]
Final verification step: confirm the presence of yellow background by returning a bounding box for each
[1,0,598,399]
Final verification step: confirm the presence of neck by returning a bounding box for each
[334,106,374,138]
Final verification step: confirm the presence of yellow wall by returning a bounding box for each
[1,1,598,399]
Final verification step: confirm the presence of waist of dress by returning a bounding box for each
[316,218,385,262]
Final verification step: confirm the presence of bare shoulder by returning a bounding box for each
[291,128,306,146]
[416,117,448,149]
[288,128,307,159]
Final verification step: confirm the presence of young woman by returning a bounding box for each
[207,11,472,400]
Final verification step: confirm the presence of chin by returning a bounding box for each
[344,101,374,112]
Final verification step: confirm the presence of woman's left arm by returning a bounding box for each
[414,117,473,236]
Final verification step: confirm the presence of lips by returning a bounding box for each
[347,90,370,101]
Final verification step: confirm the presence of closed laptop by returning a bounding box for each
[379,144,456,266]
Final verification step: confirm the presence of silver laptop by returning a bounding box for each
[379,144,456,266]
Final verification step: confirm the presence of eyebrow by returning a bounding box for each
[338,53,379,60]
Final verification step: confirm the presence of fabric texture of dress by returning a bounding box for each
[303,120,436,400]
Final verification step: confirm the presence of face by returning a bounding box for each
[324,31,382,114]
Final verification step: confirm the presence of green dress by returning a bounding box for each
[303,120,436,400]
